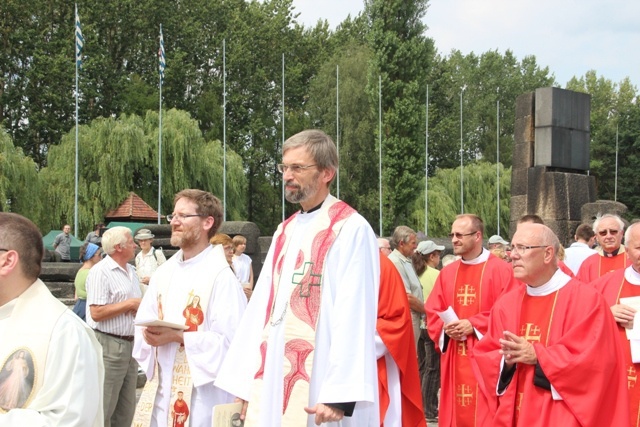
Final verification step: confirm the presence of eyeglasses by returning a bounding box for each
[510,244,548,255]
[277,164,317,174]
[597,229,619,237]
[379,246,391,251]
[448,231,477,239]
[0,248,9,252]
[167,213,207,222]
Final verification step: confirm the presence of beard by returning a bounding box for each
[284,172,320,204]
[171,225,201,249]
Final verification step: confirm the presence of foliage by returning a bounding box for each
[38,109,246,236]
[566,71,640,217]
[411,162,512,237]
[0,130,41,219]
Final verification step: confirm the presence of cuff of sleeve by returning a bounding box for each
[325,402,355,417]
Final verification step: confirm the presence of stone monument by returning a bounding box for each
[510,87,596,245]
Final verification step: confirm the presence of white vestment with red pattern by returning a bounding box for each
[216,195,380,427]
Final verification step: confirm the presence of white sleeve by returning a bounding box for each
[0,312,103,426]
[184,268,248,387]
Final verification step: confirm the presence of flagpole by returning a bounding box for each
[378,75,382,237]
[460,85,465,214]
[615,123,619,202]
[74,4,82,236]
[336,65,340,199]
[281,53,285,222]
[425,84,429,235]
[223,39,227,221]
[158,25,165,224]
[496,98,500,235]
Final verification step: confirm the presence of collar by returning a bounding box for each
[0,298,17,321]
[391,249,412,263]
[460,248,490,265]
[569,242,590,248]
[301,200,324,214]
[526,269,571,296]
[176,243,213,264]
[625,266,640,286]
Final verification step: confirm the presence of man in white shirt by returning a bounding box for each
[0,212,103,426]
[563,223,597,275]
[86,226,142,427]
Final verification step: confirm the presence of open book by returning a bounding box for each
[134,319,189,330]
[212,402,244,426]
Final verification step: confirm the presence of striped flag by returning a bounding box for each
[75,5,84,68]
[158,26,165,84]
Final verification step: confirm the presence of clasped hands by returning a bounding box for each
[235,398,344,425]
[499,331,537,367]
[444,319,473,341]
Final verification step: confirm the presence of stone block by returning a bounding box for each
[515,91,535,119]
[510,168,530,196]
[535,87,591,130]
[534,127,590,171]
[528,170,571,220]
[514,116,535,145]
[565,174,596,218]
[581,200,629,224]
[543,219,581,247]
[512,141,535,170]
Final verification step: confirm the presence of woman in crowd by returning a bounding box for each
[72,242,102,321]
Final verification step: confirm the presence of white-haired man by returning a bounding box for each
[592,222,640,423]
[473,223,629,426]
[86,226,142,427]
[577,214,631,283]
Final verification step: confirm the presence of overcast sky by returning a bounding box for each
[290,0,640,88]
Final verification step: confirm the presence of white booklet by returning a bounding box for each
[212,402,244,426]
[134,319,189,330]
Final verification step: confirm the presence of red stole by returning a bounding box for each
[451,262,486,427]
[617,278,640,426]
[514,292,558,426]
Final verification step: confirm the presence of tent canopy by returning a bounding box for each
[42,231,84,261]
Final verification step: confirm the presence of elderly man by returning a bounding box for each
[388,226,424,347]
[0,213,103,425]
[472,223,629,426]
[577,214,631,283]
[133,189,247,426]
[378,237,392,257]
[592,222,640,424]
[86,226,142,427]
[425,214,516,427]
[216,130,380,426]
[563,223,597,275]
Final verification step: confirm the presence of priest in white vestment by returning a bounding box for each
[0,212,104,426]
[216,130,380,427]
[133,189,247,427]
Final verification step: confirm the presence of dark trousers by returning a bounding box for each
[418,329,440,418]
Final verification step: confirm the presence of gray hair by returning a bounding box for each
[592,213,625,233]
[101,226,132,255]
[283,130,338,183]
[391,225,416,248]
[625,222,640,247]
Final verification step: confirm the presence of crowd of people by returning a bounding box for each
[1,128,640,427]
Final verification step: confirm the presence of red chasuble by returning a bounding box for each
[425,253,517,427]
[377,253,426,427]
[593,269,640,427]
[472,279,630,427]
[577,251,630,283]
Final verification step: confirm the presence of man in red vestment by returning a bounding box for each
[425,214,516,427]
[377,253,426,427]
[472,223,629,427]
[577,213,630,283]
[171,391,189,427]
[592,222,640,426]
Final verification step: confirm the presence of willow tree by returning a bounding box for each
[0,130,41,220]
[39,108,247,236]
[410,162,511,237]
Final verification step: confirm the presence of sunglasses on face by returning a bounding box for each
[598,229,619,237]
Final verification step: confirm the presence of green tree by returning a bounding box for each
[0,130,41,220]
[365,0,436,234]
[410,162,511,237]
[38,109,247,236]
